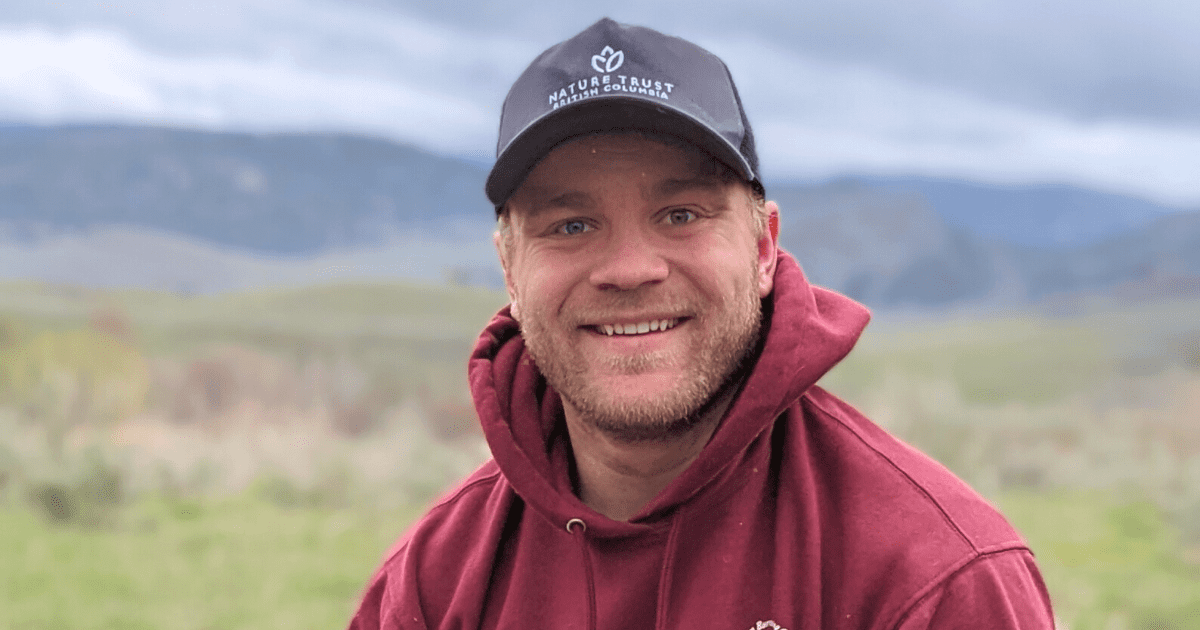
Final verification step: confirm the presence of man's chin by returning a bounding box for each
[561,378,715,442]
[576,403,705,441]
[591,370,683,391]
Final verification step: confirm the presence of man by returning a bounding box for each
[350,18,1055,629]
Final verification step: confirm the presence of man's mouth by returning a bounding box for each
[591,318,682,336]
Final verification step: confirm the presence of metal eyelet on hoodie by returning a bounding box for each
[565,518,596,630]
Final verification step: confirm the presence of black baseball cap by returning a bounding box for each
[485,18,762,209]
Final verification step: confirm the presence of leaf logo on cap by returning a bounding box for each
[591,46,624,73]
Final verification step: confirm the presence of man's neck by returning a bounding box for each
[562,383,740,522]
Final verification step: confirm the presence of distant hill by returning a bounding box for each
[773,183,1003,308]
[1012,209,1200,300]
[0,124,495,253]
[0,225,502,294]
[2,124,1198,309]
[772,181,1200,308]
[845,176,1188,247]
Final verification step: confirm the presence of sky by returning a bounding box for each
[2,0,1198,208]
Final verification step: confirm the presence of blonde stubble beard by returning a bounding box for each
[517,264,763,443]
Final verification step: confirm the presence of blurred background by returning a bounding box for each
[1,2,1198,628]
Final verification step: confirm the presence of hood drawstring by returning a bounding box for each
[567,518,597,630]
[654,510,684,630]
[566,512,684,630]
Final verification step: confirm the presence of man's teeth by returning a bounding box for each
[599,319,679,336]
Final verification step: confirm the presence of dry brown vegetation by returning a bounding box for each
[0,281,501,514]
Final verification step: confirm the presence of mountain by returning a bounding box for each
[771,181,1200,308]
[849,176,1189,248]
[0,124,495,253]
[772,182,1000,307]
[0,225,502,294]
[3,124,1198,309]
[1013,210,1200,300]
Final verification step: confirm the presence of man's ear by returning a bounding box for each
[757,201,780,298]
[493,229,521,321]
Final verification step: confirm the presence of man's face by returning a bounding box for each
[497,134,778,441]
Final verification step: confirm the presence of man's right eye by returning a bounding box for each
[557,220,592,236]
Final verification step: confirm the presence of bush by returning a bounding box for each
[30,481,76,523]
[24,451,126,528]
[250,461,355,509]
[0,327,150,433]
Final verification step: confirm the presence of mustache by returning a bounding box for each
[561,293,698,327]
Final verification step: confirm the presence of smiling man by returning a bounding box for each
[349,18,1055,630]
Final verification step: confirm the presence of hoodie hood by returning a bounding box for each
[468,250,870,538]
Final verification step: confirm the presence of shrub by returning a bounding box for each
[0,327,150,434]
[23,450,127,527]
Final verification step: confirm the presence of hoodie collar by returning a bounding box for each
[468,250,870,538]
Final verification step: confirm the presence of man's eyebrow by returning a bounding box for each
[518,189,595,216]
[652,176,726,198]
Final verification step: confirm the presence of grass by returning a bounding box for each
[821,295,1200,408]
[0,495,419,630]
[823,313,1114,406]
[0,279,508,339]
[1001,492,1200,630]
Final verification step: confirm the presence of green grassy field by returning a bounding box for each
[1,495,418,630]
[2,280,1198,629]
[1001,492,1200,629]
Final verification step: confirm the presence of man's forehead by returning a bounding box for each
[514,174,729,215]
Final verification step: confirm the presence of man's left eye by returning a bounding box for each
[557,220,592,235]
[665,209,697,225]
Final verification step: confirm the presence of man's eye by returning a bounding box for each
[665,209,697,225]
[557,220,592,235]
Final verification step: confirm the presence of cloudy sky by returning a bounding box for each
[2,0,1198,207]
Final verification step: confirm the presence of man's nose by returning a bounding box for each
[587,226,669,291]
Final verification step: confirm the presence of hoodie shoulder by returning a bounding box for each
[350,460,516,630]
[395,459,512,571]
[800,386,1027,553]
[789,386,1044,627]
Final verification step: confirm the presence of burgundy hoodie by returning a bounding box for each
[349,252,1055,630]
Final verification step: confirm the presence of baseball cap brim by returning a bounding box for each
[485,95,757,209]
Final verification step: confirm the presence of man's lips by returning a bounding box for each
[583,317,688,337]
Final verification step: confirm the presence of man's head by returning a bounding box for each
[486,18,763,209]
[486,20,779,442]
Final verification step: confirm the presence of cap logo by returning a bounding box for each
[591,46,624,73]
[545,42,673,110]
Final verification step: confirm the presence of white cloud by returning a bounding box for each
[714,37,1200,207]
[0,24,497,154]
